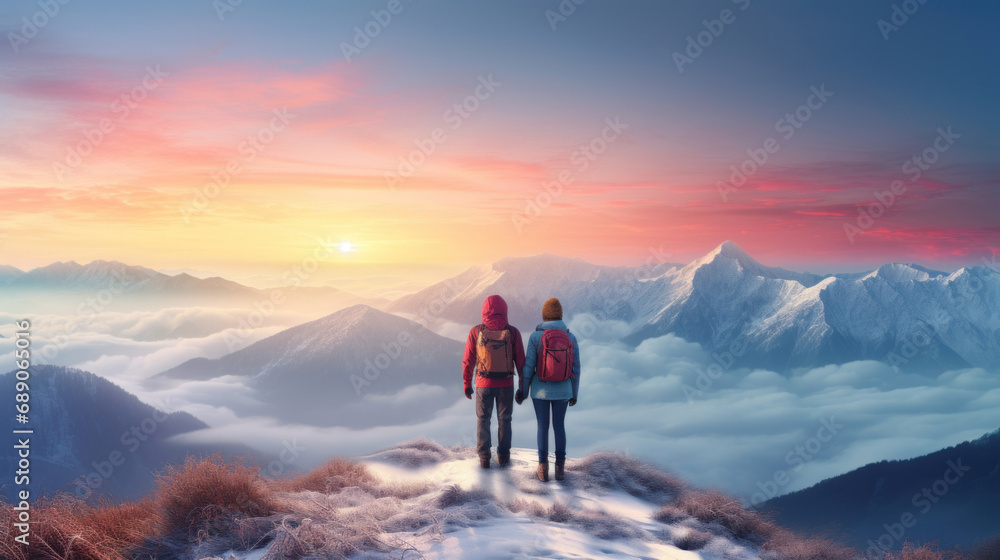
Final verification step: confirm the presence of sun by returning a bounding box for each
[339,240,354,253]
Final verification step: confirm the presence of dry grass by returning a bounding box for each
[886,543,964,560]
[569,452,687,503]
[759,527,856,560]
[154,453,277,537]
[0,496,157,560]
[660,489,856,560]
[675,489,777,541]
[272,457,376,494]
[1,450,986,560]
[674,528,714,551]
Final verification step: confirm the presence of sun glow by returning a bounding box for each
[339,241,354,253]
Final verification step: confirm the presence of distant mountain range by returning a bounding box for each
[156,305,464,427]
[0,365,267,502]
[388,242,1000,373]
[386,252,679,336]
[6,243,1000,373]
[0,259,384,315]
[762,427,1000,551]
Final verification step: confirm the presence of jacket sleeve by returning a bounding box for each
[523,332,538,393]
[462,326,478,390]
[570,332,581,400]
[512,327,526,388]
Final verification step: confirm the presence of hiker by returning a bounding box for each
[463,294,525,469]
[519,297,580,482]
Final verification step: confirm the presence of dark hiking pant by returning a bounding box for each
[476,386,514,460]
[532,398,569,463]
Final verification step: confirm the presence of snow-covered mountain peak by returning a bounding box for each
[489,253,608,285]
[492,253,589,271]
[264,304,415,351]
[28,260,84,276]
[155,304,463,427]
[685,241,761,275]
[309,303,389,331]
[714,240,753,261]
[679,241,823,288]
[864,262,937,283]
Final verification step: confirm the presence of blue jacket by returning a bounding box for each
[523,320,581,401]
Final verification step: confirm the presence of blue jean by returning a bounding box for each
[476,386,514,460]
[532,398,569,463]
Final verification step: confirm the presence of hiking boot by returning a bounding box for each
[537,462,549,482]
[554,459,565,481]
[480,456,491,469]
[498,454,510,467]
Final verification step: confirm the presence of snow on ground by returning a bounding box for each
[362,448,704,560]
[214,445,761,560]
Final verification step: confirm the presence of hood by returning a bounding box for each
[481,295,508,330]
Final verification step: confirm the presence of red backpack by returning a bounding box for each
[536,327,574,382]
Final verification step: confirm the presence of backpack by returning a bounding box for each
[476,325,514,379]
[536,327,574,383]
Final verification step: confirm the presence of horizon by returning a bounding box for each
[2,239,989,297]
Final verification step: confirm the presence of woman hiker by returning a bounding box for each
[518,297,581,482]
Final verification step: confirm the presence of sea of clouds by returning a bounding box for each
[2,309,997,503]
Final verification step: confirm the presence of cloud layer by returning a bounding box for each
[51,310,997,502]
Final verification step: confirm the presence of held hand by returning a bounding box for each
[465,387,474,400]
[568,397,577,407]
[514,389,525,405]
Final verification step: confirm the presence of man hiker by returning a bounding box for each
[520,297,581,482]
[463,294,525,469]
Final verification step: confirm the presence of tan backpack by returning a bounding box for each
[476,325,514,379]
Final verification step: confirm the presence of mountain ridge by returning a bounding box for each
[386,242,1000,372]
[0,365,266,502]
[761,426,1000,550]
[155,304,464,428]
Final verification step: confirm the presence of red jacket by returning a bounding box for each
[463,295,525,390]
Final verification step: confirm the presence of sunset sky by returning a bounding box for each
[1,0,998,287]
